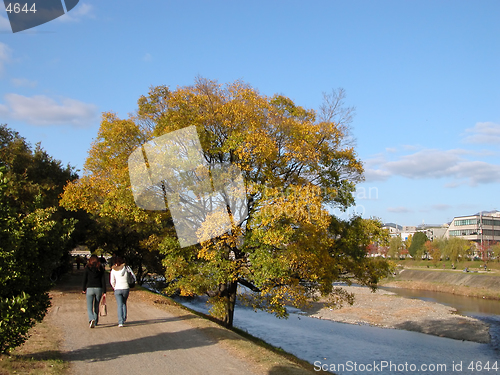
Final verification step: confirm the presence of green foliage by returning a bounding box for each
[408,232,428,257]
[327,216,393,288]
[0,125,77,214]
[491,243,500,261]
[0,125,76,353]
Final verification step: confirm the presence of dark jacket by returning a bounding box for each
[82,265,107,293]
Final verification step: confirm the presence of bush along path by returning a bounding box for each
[47,269,314,375]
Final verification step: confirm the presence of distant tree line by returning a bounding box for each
[382,230,500,265]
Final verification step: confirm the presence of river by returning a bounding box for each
[175,288,500,374]
[381,286,500,317]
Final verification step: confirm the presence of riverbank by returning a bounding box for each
[382,268,500,300]
[302,285,490,343]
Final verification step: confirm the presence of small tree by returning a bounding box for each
[404,234,412,254]
[408,232,428,258]
[425,240,441,267]
[443,237,469,264]
[388,236,404,259]
[490,242,500,262]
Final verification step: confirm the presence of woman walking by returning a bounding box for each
[110,256,135,327]
[82,254,106,328]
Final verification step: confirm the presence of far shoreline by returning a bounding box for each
[382,267,500,301]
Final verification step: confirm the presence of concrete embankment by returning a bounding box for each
[383,269,500,299]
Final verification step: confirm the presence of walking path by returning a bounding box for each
[48,269,311,375]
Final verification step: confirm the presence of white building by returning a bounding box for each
[383,223,447,241]
[416,224,448,241]
[382,223,402,237]
[446,211,500,245]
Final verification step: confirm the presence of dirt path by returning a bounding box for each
[48,270,312,375]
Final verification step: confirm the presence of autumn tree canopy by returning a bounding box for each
[60,114,172,280]
[61,78,391,327]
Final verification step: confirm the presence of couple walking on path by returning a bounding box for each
[81,255,136,328]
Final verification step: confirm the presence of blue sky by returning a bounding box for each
[1,0,499,226]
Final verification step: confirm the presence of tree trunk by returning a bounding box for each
[221,280,238,328]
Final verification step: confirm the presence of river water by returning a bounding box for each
[381,287,500,317]
[175,288,500,374]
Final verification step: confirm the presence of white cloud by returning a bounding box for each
[0,93,98,127]
[463,122,500,144]
[383,149,461,179]
[430,204,452,211]
[11,77,38,88]
[447,160,500,185]
[387,207,413,213]
[364,148,500,186]
[0,42,12,75]
[58,3,94,23]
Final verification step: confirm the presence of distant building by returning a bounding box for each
[382,223,447,241]
[382,223,403,237]
[70,245,91,257]
[416,224,448,241]
[446,211,500,245]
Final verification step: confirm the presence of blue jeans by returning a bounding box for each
[114,289,129,325]
[86,287,103,324]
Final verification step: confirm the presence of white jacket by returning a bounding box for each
[110,264,135,290]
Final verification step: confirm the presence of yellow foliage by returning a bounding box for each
[61,77,377,326]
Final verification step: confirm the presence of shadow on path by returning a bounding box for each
[62,327,227,363]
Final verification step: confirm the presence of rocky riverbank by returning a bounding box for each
[303,286,490,343]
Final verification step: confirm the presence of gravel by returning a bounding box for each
[302,286,490,343]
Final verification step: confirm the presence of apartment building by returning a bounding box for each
[446,211,500,244]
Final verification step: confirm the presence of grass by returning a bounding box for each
[0,319,69,375]
[381,258,500,300]
[393,258,500,272]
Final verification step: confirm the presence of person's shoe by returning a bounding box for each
[89,320,95,328]
[118,324,124,327]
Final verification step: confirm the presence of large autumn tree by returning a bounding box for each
[62,78,391,327]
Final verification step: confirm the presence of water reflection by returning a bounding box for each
[381,287,500,317]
